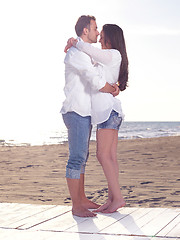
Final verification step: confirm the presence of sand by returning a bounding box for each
[0,136,180,208]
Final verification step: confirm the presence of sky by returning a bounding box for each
[0,0,180,141]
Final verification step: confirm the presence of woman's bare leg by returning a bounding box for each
[103,130,125,213]
[95,129,125,213]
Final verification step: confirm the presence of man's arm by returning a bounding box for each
[65,50,107,91]
[65,49,120,96]
[65,39,120,96]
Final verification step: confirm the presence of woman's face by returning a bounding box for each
[99,30,111,49]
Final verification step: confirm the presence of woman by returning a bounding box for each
[65,24,128,213]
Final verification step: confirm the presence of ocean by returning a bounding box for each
[0,121,180,146]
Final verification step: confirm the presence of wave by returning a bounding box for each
[1,122,180,146]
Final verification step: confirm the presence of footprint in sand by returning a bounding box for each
[140,181,154,185]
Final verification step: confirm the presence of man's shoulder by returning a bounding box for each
[68,46,78,53]
[64,46,91,64]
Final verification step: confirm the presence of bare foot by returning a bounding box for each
[93,199,111,213]
[102,199,126,213]
[72,205,97,217]
[81,198,100,209]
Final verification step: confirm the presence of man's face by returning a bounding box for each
[86,20,99,43]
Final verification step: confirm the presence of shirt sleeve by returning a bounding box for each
[76,41,112,65]
[64,48,106,90]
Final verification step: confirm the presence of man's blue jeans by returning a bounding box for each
[62,112,92,179]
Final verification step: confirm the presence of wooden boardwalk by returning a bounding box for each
[0,203,179,240]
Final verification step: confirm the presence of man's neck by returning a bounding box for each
[80,35,91,43]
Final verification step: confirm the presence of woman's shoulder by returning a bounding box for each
[109,49,120,55]
[109,49,121,61]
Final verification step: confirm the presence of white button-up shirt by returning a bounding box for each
[75,41,124,125]
[60,38,106,117]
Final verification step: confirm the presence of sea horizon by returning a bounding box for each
[0,121,180,147]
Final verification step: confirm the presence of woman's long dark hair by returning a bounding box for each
[103,24,129,91]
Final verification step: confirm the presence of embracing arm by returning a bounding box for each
[100,83,120,96]
[76,41,112,65]
[75,43,119,95]
[64,50,116,94]
[64,38,112,65]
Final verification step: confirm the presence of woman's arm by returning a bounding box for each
[100,83,120,96]
[64,38,112,65]
[65,48,118,95]
[76,41,112,65]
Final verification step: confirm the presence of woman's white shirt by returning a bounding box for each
[76,41,124,125]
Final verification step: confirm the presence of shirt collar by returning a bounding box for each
[77,37,84,42]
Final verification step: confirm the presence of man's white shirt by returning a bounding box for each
[61,38,106,117]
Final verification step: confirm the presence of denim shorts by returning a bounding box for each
[97,110,122,130]
[62,112,91,179]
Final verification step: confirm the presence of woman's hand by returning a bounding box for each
[99,83,120,96]
[64,37,78,53]
[112,84,120,97]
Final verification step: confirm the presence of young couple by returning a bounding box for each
[61,15,128,217]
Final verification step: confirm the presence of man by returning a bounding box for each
[61,15,119,217]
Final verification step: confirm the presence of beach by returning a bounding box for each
[0,136,180,208]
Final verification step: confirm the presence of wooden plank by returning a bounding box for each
[0,229,51,240]
[66,207,137,233]
[0,228,178,240]
[0,203,57,227]
[0,203,32,218]
[0,228,108,240]
[0,228,154,240]
[99,208,165,235]
[11,205,71,229]
[46,232,102,240]
[32,210,92,231]
[98,235,149,240]
[0,203,34,225]
[137,208,180,236]
[36,207,137,232]
[149,238,178,240]
[97,235,147,240]
[165,221,180,237]
[156,211,180,236]
[102,237,180,240]
[125,208,167,235]
[1,203,180,239]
